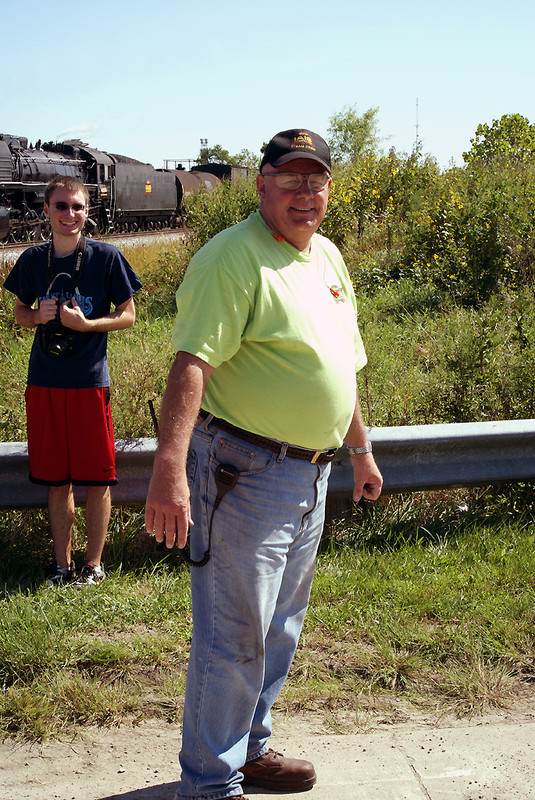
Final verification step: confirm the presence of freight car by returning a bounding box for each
[0,134,221,243]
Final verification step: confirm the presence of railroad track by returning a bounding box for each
[1,228,188,253]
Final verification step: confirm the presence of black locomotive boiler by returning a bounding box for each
[0,134,235,242]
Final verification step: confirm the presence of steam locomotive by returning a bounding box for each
[0,134,245,243]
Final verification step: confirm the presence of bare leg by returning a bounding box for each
[48,484,75,568]
[84,485,111,566]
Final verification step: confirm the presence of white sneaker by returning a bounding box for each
[74,561,105,587]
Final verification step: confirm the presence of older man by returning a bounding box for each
[145,129,382,800]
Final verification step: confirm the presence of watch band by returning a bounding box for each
[347,442,373,454]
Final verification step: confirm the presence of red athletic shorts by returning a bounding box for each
[25,385,117,486]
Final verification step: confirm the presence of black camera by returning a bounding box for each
[38,295,76,359]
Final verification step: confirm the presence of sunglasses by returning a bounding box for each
[51,202,87,212]
[261,172,331,192]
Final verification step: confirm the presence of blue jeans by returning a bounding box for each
[176,417,331,800]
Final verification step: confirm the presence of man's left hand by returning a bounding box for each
[59,296,89,331]
[350,452,383,502]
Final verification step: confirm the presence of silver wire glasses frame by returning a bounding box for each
[261,172,331,192]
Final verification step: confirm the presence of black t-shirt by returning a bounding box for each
[4,239,142,388]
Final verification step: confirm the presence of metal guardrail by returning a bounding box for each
[330,419,535,495]
[1,419,535,509]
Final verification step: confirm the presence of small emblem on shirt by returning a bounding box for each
[329,285,345,302]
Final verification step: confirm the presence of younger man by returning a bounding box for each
[4,175,142,586]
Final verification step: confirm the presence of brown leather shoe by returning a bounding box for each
[241,748,316,792]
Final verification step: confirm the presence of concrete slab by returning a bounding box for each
[1,716,534,800]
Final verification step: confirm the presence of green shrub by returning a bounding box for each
[183,175,259,251]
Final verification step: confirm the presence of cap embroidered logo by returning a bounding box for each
[290,132,315,152]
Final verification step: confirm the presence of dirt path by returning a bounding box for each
[2,703,535,800]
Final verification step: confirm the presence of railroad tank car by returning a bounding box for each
[0,134,222,243]
[191,163,249,183]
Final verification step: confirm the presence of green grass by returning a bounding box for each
[1,489,534,741]
[0,565,191,739]
[288,489,535,725]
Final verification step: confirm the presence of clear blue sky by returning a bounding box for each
[4,0,534,169]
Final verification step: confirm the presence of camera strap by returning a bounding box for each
[180,463,240,568]
[45,235,86,297]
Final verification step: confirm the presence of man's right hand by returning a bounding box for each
[37,297,59,324]
[142,351,214,550]
[144,467,193,550]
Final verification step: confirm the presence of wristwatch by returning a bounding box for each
[347,442,373,454]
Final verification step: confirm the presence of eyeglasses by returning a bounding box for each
[52,202,87,212]
[261,172,331,192]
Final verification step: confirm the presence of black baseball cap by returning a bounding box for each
[260,129,331,173]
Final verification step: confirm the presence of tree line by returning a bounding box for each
[193,109,535,309]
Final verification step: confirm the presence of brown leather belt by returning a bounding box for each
[198,409,337,465]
